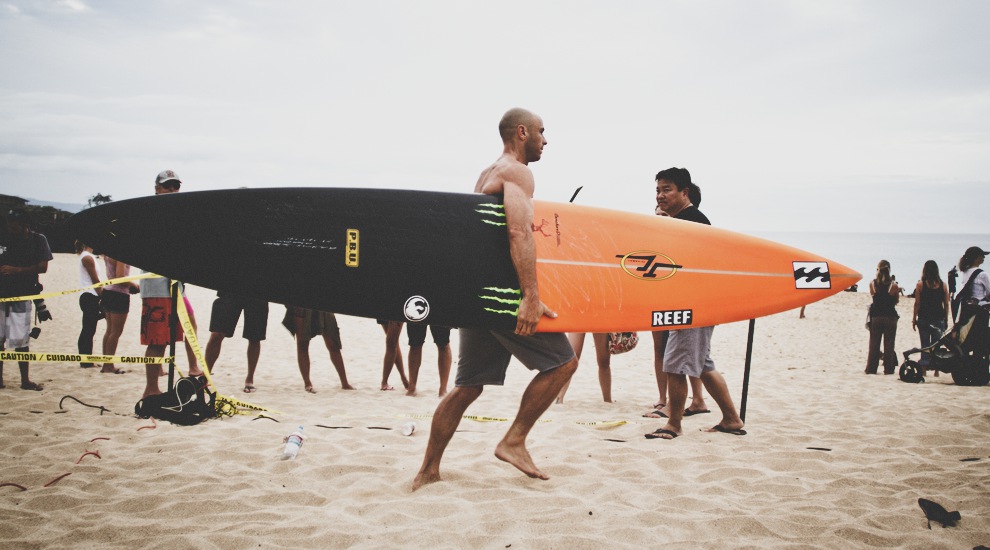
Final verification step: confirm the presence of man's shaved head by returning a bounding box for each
[499,108,539,142]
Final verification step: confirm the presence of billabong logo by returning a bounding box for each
[404,296,430,322]
[617,251,682,281]
[793,261,831,289]
[345,229,359,267]
[652,309,693,327]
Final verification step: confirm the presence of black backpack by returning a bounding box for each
[135,375,217,426]
[951,268,983,322]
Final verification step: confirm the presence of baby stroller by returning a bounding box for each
[899,302,990,386]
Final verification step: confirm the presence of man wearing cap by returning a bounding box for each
[139,170,204,398]
[0,210,53,391]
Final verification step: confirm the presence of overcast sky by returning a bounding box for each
[1,0,988,234]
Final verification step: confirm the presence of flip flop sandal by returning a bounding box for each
[645,428,679,440]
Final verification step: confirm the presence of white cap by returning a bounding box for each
[155,170,181,185]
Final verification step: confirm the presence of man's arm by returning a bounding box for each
[0,261,47,275]
[502,178,555,336]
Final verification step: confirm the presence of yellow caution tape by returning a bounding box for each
[0,351,173,364]
[0,273,161,302]
[574,420,628,429]
[172,284,278,416]
[463,415,510,422]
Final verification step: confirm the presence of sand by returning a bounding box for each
[1,254,987,549]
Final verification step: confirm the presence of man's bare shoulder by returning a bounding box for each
[475,156,534,196]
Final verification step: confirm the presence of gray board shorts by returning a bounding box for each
[455,328,575,387]
[662,326,716,377]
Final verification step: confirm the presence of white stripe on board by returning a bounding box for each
[535,258,859,279]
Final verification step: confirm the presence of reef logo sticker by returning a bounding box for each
[652,309,693,327]
[616,251,682,281]
[404,296,430,322]
[793,261,831,289]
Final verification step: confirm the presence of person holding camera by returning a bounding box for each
[0,209,53,391]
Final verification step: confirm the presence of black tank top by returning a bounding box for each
[870,282,898,318]
[918,284,945,321]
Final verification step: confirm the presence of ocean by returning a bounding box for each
[753,232,990,292]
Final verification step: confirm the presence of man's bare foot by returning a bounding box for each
[381,384,394,391]
[438,390,447,398]
[305,385,316,394]
[494,439,549,480]
[20,381,43,391]
[405,388,417,397]
[100,366,126,374]
[411,471,442,491]
[341,383,355,390]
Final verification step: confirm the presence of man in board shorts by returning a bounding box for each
[204,292,269,393]
[139,170,205,398]
[412,108,578,491]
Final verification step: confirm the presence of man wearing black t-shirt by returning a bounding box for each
[0,210,53,391]
[646,168,745,440]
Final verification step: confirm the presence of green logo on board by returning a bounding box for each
[479,286,520,316]
[475,203,506,226]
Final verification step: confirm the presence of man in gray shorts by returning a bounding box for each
[645,168,745,440]
[412,108,578,491]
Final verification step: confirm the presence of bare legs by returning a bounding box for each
[406,343,452,397]
[205,332,261,391]
[413,357,578,491]
[380,321,407,391]
[648,331,708,417]
[323,332,354,390]
[102,310,128,373]
[651,370,743,439]
[293,315,353,392]
[556,333,611,403]
[143,344,166,398]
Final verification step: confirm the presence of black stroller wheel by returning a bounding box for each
[899,361,924,384]
[951,355,990,387]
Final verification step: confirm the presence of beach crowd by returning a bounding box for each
[2,109,987,492]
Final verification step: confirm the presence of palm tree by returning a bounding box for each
[87,193,113,208]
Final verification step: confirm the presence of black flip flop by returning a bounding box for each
[709,425,746,436]
[645,428,679,440]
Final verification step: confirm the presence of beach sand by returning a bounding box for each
[1,254,987,549]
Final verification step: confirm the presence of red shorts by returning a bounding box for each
[140,298,184,346]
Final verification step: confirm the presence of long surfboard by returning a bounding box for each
[66,188,860,332]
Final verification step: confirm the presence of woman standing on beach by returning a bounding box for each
[100,254,137,374]
[866,260,901,375]
[75,241,103,369]
[912,260,950,376]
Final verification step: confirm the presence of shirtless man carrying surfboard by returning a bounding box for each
[412,108,579,491]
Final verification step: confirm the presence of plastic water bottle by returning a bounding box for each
[282,426,305,460]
